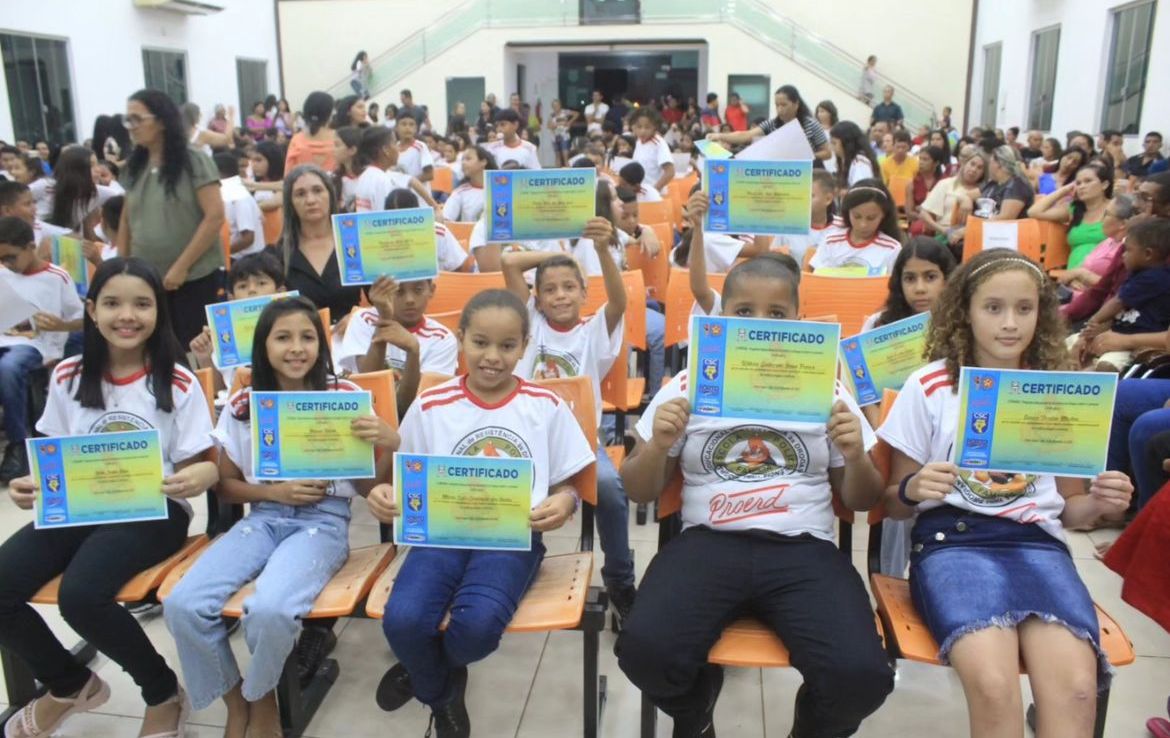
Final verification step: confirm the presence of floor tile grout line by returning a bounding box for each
[513,631,552,738]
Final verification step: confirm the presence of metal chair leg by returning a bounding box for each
[640,693,657,738]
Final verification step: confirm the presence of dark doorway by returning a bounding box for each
[559,50,699,112]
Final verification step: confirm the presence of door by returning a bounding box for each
[236,58,268,127]
[446,76,485,121]
[981,42,1002,128]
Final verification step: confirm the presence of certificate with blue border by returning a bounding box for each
[252,391,376,480]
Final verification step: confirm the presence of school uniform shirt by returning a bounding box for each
[633,135,673,189]
[442,183,485,222]
[877,359,1068,542]
[28,178,55,220]
[702,233,755,273]
[584,102,609,134]
[1113,265,1170,335]
[396,140,435,181]
[860,311,882,333]
[403,376,595,508]
[354,166,414,213]
[486,139,542,170]
[220,176,265,259]
[518,297,624,428]
[0,263,84,362]
[339,174,359,212]
[635,185,663,203]
[33,218,71,247]
[845,157,876,187]
[775,223,830,266]
[38,359,213,516]
[216,380,361,497]
[571,228,631,277]
[809,226,901,276]
[337,310,458,376]
[434,222,470,271]
[635,371,876,540]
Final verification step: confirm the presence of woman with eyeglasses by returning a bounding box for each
[115,88,226,346]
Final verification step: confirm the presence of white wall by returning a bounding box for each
[0,0,280,144]
[969,0,1170,145]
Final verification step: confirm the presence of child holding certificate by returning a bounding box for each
[879,249,1134,738]
[618,255,894,738]
[164,296,397,738]
[2,258,218,738]
[810,179,903,276]
[365,289,594,738]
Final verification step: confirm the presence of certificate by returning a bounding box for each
[333,208,438,286]
[252,390,376,480]
[694,139,733,160]
[394,453,533,551]
[27,430,166,529]
[839,312,931,406]
[205,291,299,369]
[51,235,88,298]
[486,169,596,242]
[953,368,1117,477]
[704,159,812,236]
[687,315,840,427]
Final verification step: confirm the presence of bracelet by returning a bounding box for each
[563,488,581,513]
[897,473,919,507]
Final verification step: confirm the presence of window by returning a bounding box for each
[1101,0,1157,134]
[0,32,76,145]
[1027,27,1060,131]
[980,43,1002,128]
[728,75,770,127]
[580,0,640,24]
[143,48,187,104]
[237,59,268,125]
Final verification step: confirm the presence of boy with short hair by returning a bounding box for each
[395,112,435,184]
[487,108,542,170]
[880,130,918,184]
[214,151,265,260]
[0,180,69,247]
[0,215,84,482]
[617,161,663,203]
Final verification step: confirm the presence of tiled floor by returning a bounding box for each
[0,490,1166,738]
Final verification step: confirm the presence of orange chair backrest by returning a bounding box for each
[427,311,467,373]
[194,366,216,419]
[1038,220,1070,269]
[663,268,727,347]
[347,369,399,430]
[962,216,1043,263]
[262,207,283,247]
[228,366,253,397]
[600,344,631,411]
[628,223,672,302]
[798,273,888,337]
[429,272,507,314]
[318,307,331,330]
[418,372,450,393]
[220,221,232,272]
[638,200,671,227]
[888,176,911,211]
[431,167,454,195]
[802,246,816,272]
[446,221,475,249]
[582,271,647,350]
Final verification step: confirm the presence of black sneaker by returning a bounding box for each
[672,665,722,738]
[124,599,163,617]
[375,662,414,712]
[606,583,637,630]
[424,666,470,738]
[296,625,338,687]
[0,442,28,485]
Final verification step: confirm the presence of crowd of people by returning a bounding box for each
[0,72,1168,738]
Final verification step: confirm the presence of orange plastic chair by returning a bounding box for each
[888,176,912,213]
[802,246,817,272]
[582,271,647,350]
[446,221,475,249]
[262,207,283,247]
[962,216,1043,263]
[347,369,400,431]
[627,224,672,302]
[219,220,232,272]
[431,166,454,196]
[194,366,217,419]
[1038,220,1071,269]
[798,273,888,337]
[428,272,507,314]
[637,200,671,228]
[663,268,727,347]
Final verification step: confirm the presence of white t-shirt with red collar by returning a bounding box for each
[809,226,901,276]
[0,262,84,362]
[635,370,875,540]
[633,135,673,189]
[776,222,832,267]
[486,138,542,170]
[354,166,413,213]
[518,297,624,428]
[38,360,213,516]
[876,359,1068,542]
[337,311,458,376]
[215,378,361,496]
[433,222,469,272]
[396,140,435,181]
[403,376,595,507]
[442,183,485,222]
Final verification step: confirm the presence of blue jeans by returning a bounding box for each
[597,442,634,588]
[382,535,545,706]
[0,345,44,444]
[646,305,666,395]
[163,497,350,709]
[1107,379,1170,507]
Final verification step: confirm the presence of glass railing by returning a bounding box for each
[330,0,935,127]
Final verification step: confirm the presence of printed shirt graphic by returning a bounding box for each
[810,226,901,276]
[636,371,875,539]
[337,311,458,376]
[518,297,624,427]
[401,376,595,507]
[877,359,1067,542]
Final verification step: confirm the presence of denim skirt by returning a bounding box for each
[908,506,1111,688]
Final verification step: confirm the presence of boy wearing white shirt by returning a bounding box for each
[629,108,674,194]
[395,113,435,184]
[214,152,265,259]
[584,91,609,135]
[487,109,542,170]
[617,162,663,203]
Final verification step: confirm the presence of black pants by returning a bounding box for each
[0,500,189,704]
[616,527,893,738]
[168,269,226,348]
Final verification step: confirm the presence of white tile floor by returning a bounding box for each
[0,489,1166,738]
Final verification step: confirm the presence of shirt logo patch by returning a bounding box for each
[533,347,580,379]
[955,470,1036,507]
[701,426,809,482]
[87,412,152,434]
[452,426,531,459]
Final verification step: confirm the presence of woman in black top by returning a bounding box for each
[279,164,362,321]
[980,145,1035,220]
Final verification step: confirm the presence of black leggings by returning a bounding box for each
[617,526,894,738]
[168,269,226,348]
[0,500,189,705]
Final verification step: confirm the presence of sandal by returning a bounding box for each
[138,686,190,738]
[4,671,110,738]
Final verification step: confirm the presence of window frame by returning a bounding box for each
[1099,0,1157,135]
[0,30,78,145]
[1026,25,1061,132]
[142,46,189,105]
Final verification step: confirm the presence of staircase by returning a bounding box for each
[327,0,935,127]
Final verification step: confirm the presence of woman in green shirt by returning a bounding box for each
[116,89,226,346]
[1028,158,1112,269]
